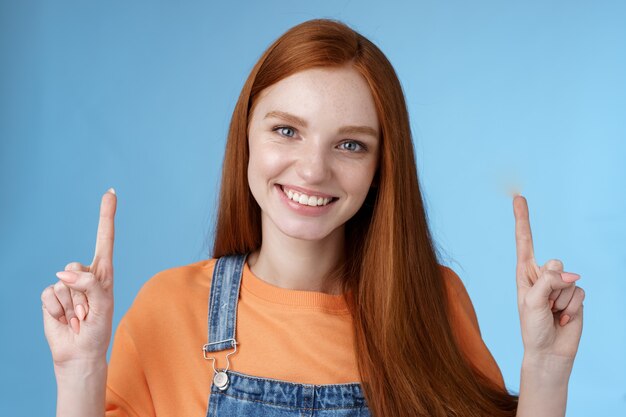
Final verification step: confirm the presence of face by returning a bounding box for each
[247,65,380,242]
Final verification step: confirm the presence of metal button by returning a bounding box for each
[213,371,229,391]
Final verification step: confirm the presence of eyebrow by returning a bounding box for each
[264,110,379,139]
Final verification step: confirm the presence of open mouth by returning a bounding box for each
[278,184,338,207]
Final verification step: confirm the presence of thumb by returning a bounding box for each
[525,269,581,309]
[64,262,91,318]
[55,270,112,315]
[542,258,564,273]
[65,261,90,273]
[542,258,564,309]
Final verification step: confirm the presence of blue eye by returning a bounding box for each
[272,126,366,153]
[273,126,296,137]
[339,141,366,152]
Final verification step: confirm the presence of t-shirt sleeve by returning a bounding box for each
[105,319,156,417]
[441,266,507,391]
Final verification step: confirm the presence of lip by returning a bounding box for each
[278,183,337,199]
[274,184,337,217]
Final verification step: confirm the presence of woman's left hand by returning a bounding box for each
[513,195,585,362]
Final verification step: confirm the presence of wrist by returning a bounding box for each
[54,357,107,379]
[517,353,572,417]
[54,358,107,417]
[522,352,573,382]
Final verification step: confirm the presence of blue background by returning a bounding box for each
[1,1,624,415]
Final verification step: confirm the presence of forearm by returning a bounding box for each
[54,358,108,417]
[516,354,573,417]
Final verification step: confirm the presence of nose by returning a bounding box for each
[294,143,332,184]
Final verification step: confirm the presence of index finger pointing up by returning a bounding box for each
[93,188,117,264]
[513,194,536,264]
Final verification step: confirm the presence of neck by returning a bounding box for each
[247,224,345,295]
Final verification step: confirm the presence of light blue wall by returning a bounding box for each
[1,1,624,415]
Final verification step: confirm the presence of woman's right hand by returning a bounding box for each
[41,188,117,367]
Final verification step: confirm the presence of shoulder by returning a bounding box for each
[140,258,216,292]
[438,264,470,304]
[437,264,481,332]
[438,264,466,295]
[127,258,217,316]
[437,265,506,389]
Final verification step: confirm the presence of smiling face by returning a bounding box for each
[247,65,380,242]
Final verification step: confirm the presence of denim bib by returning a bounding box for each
[203,253,371,416]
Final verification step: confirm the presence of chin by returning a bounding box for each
[274,220,338,242]
[281,226,333,242]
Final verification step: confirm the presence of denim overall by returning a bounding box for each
[203,254,371,417]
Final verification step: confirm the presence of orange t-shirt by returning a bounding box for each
[105,259,505,417]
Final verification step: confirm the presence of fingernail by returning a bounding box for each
[76,304,86,321]
[59,316,68,324]
[107,187,116,195]
[56,271,78,283]
[559,314,571,326]
[560,272,581,283]
[70,317,80,334]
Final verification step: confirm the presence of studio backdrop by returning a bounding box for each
[1,1,624,416]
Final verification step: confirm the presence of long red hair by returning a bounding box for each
[212,18,519,416]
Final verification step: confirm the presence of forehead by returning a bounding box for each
[252,66,379,130]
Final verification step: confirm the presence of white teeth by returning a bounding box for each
[281,186,334,207]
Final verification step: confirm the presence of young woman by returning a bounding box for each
[42,19,585,417]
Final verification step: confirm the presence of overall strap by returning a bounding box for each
[203,253,247,354]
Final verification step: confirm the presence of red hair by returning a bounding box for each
[212,19,518,416]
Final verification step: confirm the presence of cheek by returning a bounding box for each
[248,143,289,184]
[339,159,378,194]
